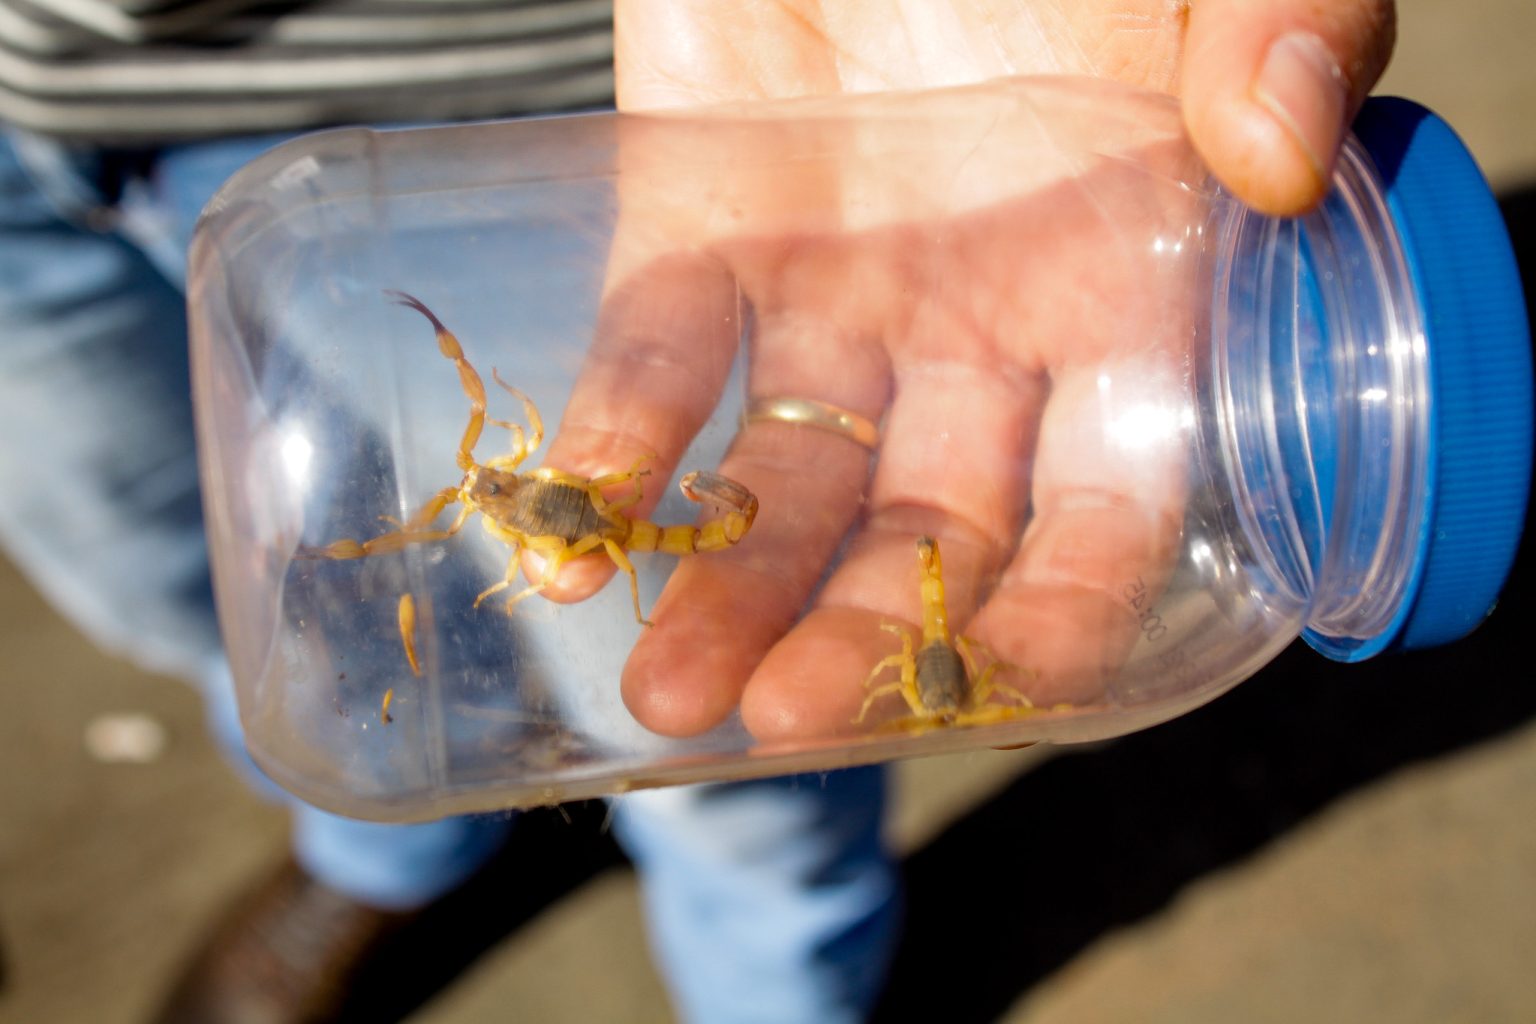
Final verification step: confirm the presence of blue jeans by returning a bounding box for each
[0,127,898,1023]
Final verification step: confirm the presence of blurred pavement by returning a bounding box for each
[3,2,1535,1021]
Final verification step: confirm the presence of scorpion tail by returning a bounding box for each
[385,290,487,472]
[626,470,759,555]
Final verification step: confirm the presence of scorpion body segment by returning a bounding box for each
[469,468,604,542]
[855,535,1035,729]
[913,641,968,716]
[302,292,759,627]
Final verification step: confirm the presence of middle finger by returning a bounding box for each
[620,288,893,737]
[741,346,1048,740]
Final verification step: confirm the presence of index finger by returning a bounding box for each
[528,210,745,605]
[530,108,823,604]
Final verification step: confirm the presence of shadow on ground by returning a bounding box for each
[319,187,1535,1024]
[871,183,1536,1023]
[321,799,626,1022]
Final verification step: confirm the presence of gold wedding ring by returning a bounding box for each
[744,396,881,450]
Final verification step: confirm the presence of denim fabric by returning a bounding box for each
[616,773,901,1024]
[0,132,221,681]
[0,126,898,1021]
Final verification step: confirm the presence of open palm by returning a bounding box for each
[537,0,1395,739]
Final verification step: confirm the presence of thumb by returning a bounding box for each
[1181,0,1396,216]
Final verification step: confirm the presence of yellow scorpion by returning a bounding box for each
[855,536,1036,729]
[303,291,759,627]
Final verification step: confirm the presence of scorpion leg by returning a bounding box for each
[854,626,923,723]
[949,704,1036,728]
[504,520,652,625]
[303,493,471,560]
[472,536,528,609]
[480,372,541,471]
[968,663,1035,710]
[484,422,528,472]
[854,677,908,724]
[494,534,601,615]
[598,537,650,627]
[482,366,549,475]
[958,636,1035,709]
[491,369,543,447]
[378,485,464,530]
[587,455,653,516]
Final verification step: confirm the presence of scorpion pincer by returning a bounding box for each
[303,291,759,627]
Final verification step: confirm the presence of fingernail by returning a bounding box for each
[1253,31,1347,186]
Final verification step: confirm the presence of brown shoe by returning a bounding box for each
[150,803,628,1024]
[151,857,417,1024]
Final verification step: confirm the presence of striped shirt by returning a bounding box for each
[0,0,614,140]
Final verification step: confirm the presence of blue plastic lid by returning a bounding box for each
[1311,97,1533,658]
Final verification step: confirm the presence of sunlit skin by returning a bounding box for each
[523,1,1396,739]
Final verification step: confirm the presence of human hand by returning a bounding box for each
[528,2,1396,740]
[615,0,1397,216]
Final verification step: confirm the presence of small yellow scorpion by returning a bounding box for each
[303,292,759,628]
[855,536,1036,729]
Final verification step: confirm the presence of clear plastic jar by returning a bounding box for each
[189,77,1532,821]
